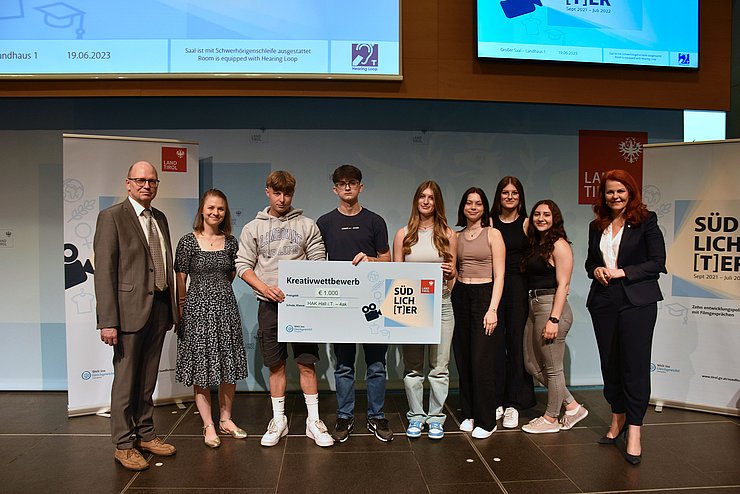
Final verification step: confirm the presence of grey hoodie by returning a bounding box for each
[236,206,325,301]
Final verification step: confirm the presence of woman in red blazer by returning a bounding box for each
[586,169,666,465]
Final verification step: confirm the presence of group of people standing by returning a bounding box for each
[94,161,665,471]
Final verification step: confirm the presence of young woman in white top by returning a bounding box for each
[393,180,457,440]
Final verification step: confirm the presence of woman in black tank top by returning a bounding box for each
[490,176,536,428]
[520,200,588,435]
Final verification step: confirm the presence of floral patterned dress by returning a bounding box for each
[175,233,247,387]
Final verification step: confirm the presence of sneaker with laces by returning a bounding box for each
[332,417,354,443]
[459,418,474,432]
[521,416,561,434]
[559,405,589,431]
[428,422,444,440]
[306,418,334,447]
[406,420,423,438]
[495,406,504,421]
[260,417,288,446]
[502,407,519,429]
[367,417,394,442]
[471,425,496,439]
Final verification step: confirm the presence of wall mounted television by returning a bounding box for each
[0,0,401,80]
[477,0,698,69]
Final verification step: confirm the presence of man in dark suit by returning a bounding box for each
[94,160,178,471]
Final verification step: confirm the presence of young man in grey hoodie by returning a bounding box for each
[236,170,333,448]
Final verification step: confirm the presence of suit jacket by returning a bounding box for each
[585,211,667,308]
[94,199,177,332]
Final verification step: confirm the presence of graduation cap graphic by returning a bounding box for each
[35,2,85,39]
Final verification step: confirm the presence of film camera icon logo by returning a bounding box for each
[362,303,382,322]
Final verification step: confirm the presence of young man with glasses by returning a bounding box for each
[316,164,393,442]
[236,170,334,448]
[94,161,178,470]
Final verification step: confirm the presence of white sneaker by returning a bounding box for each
[306,418,334,447]
[261,417,288,446]
[472,425,497,439]
[502,407,519,429]
[495,406,504,421]
[459,418,474,432]
[559,405,589,431]
[521,416,560,434]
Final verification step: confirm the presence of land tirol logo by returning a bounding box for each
[420,280,435,294]
[161,146,187,172]
[351,43,379,71]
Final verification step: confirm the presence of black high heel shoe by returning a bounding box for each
[621,429,642,465]
[597,424,626,445]
[623,450,642,465]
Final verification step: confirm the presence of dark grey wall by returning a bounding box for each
[1,97,683,138]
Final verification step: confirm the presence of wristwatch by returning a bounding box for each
[548,316,560,324]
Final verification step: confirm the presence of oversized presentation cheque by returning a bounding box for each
[278,260,443,344]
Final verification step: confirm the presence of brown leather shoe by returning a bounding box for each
[114,448,149,471]
[139,437,176,456]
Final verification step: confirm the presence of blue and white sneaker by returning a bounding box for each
[406,420,423,438]
[428,422,444,440]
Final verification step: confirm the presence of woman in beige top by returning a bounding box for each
[451,187,506,439]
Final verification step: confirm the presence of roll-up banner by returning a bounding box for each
[644,139,740,416]
[63,134,199,416]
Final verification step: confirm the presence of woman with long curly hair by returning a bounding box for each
[521,200,588,434]
[586,170,666,465]
[393,180,457,439]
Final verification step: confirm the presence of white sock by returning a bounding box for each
[565,404,581,416]
[271,396,285,422]
[304,393,320,422]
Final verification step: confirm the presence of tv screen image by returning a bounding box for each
[477,0,698,68]
[0,0,401,79]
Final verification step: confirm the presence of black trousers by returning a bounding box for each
[497,273,536,410]
[451,281,504,431]
[588,282,657,426]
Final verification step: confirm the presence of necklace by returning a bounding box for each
[466,227,482,238]
[199,232,222,247]
[419,222,433,231]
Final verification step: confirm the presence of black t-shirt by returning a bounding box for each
[316,208,389,261]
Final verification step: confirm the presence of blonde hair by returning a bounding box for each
[403,180,452,261]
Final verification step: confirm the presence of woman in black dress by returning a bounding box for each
[175,189,248,448]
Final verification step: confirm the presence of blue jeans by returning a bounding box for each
[402,294,454,424]
[334,343,388,420]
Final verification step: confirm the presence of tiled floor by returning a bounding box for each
[0,389,738,494]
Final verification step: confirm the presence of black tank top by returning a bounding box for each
[525,245,557,289]
[493,215,527,276]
